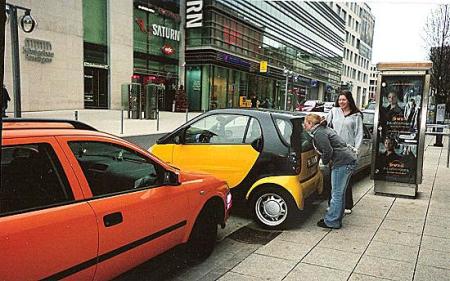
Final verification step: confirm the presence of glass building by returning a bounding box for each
[185,0,345,111]
[83,0,109,109]
[133,0,181,111]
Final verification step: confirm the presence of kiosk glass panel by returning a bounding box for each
[374,76,424,184]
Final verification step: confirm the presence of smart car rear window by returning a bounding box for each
[274,118,292,145]
[274,117,314,152]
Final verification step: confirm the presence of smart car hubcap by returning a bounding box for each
[255,193,287,226]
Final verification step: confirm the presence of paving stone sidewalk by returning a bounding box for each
[171,136,450,281]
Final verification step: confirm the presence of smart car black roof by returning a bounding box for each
[156,108,305,144]
[205,108,306,120]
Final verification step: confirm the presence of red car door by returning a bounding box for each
[58,136,189,280]
[0,137,98,280]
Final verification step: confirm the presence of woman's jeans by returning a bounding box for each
[324,161,356,228]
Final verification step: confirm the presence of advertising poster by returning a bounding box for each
[373,76,424,184]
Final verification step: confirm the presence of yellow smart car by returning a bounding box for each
[151,109,322,229]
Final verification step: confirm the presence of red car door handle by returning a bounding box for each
[103,212,123,227]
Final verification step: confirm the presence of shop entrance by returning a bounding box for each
[84,67,108,109]
[132,74,177,111]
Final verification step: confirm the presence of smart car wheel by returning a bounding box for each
[186,207,218,263]
[251,187,298,229]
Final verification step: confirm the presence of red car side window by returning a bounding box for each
[68,141,163,196]
[1,143,74,215]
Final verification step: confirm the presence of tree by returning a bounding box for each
[424,4,450,105]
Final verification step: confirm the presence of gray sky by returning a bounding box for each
[367,0,444,63]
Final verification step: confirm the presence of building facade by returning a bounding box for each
[4,0,85,111]
[185,0,345,111]
[4,0,178,112]
[328,2,375,108]
[4,0,345,113]
[369,64,378,101]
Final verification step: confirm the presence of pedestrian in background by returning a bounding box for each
[2,84,11,118]
[326,90,363,214]
[250,93,259,108]
[304,113,357,229]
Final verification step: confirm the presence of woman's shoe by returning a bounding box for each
[317,219,342,229]
[317,219,331,229]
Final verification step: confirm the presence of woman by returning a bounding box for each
[326,91,363,214]
[304,114,357,229]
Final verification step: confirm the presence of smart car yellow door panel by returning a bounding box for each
[150,144,174,164]
[172,144,259,188]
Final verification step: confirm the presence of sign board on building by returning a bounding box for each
[152,24,180,41]
[217,52,251,69]
[436,104,446,123]
[83,62,109,69]
[23,38,54,63]
[259,61,267,73]
[186,0,203,28]
[161,44,176,55]
[135,19,181,41]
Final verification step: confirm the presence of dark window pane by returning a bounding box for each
[68,141,161,196]
[1,143,73,215]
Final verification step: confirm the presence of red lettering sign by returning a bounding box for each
[135,18,152,35]
[161,44,175,55]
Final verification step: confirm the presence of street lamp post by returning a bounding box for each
[284,74,289,110]
[5,3,36,118]
[283,68,300,111]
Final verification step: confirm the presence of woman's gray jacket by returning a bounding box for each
[311,125,357,168]
[326,107,363,151]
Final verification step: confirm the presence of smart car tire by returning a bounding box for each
[251,186,298,229]
[186,207,218,263]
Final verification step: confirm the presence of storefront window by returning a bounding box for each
[187,66,202,111]
[227,70,241,108]
[83,0,107,45]
[211,66,228,109]
[201,65,211,111]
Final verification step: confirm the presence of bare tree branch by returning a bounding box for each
[424,4,450,104]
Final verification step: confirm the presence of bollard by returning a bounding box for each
[156,109,160,131]
[74,110,78,121]
[434,127,444,147]
[447,136,450,168]
[121,110,124,135]
[185,108,188,122]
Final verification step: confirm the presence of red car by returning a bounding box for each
[0,119,231,281]
[297,100,324,112]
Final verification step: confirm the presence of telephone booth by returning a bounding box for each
[121,83,142,119]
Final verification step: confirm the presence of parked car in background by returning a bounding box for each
[296,100,324,112]
[366,101,376,110]
[362,109,375,133]
[324,102,335,113]
[1,119,231,281]
[151,109,323,229]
